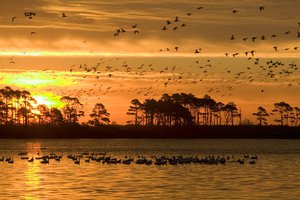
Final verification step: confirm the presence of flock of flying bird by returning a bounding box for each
[5,3,300,110]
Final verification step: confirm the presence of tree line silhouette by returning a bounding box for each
[0,86,110,126]
[0,86,299,127]
[127,93,300,127]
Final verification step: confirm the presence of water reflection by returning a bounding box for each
[24,142,41,199]
[0,139,299,199]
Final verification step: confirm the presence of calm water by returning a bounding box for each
[0,139,300,200]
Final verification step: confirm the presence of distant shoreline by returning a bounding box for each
[0,125,299,139]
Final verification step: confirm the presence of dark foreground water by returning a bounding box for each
[0,139,299,199]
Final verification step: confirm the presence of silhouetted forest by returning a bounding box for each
[126,93,300,127]
[0,86,299,139]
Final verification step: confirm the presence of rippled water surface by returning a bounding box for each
[0,139,300,199]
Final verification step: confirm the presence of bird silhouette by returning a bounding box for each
[259,6,265,11]
[11,17,17,22]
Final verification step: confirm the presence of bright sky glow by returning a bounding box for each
[0,0,299,124]
[32,93,64,108]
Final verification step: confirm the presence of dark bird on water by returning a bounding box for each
[251,37,257,42]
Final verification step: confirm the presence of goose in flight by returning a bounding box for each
[259,6,265,11]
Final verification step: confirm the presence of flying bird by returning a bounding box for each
[259,6,265,11]
[11,17,17,22]
[62,12,67,17]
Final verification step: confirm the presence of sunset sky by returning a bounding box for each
[0,0,299,124]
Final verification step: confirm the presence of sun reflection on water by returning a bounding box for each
[24,143,41,200]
